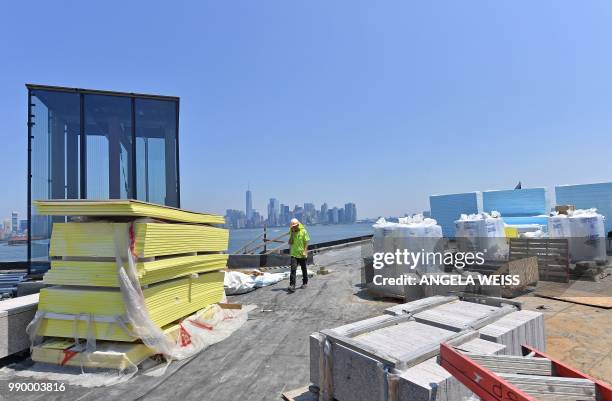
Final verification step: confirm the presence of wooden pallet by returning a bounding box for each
[510,238,569,283]
[282,385,319,401]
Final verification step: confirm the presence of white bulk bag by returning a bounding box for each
[548,213,570,238]
[568,209,606,262]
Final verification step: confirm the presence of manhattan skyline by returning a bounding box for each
[225,188,358,229]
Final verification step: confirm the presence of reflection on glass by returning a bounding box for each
[30,90,80,260]
[83,94,132,199]
[135,98,178,206]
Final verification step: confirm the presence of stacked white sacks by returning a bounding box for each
[455,211,508,261]
[396,214,444,273]
[568,209,606,262]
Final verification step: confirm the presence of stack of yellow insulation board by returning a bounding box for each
[44,254,228,287]
[31,339,155,370]
[35,199,225,225]
[31,200,228,369]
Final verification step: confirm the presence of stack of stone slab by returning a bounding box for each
[310,295,545,401]
[0,294,39,358]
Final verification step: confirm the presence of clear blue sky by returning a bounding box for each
[1,1,612,219]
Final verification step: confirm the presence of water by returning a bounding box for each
[229,222,373,253]
[0,243,26,262]
[0,223,374,261]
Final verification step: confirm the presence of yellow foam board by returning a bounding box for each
[504,226,519,238]
[44,254,228,287]
[31,339,155,370]
[37,271,225,341]
[35,199,224,225]
[49,222,229,258]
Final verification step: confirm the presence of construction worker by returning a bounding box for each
[288,218,310,293]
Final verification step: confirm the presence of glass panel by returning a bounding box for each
[30,90,80,261]
[83,94,133,199]
[135,98,178,206]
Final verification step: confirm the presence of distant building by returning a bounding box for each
[329,207,339,224]
[279,204,290,226]
[245,189,253,220]
[2,219,10,238]
[20,219,28,233]
[344,203,357,223]
[251,210,264,227]
[267,198,280,226]
[225,209,247,229]
[11,212,18,235]
[320,203,328,224]
[303,203,316,224]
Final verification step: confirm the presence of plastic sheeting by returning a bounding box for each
[548,213,570,238]
[224,270,288,295]
[12,304,253,387]
[371,216,443,297]
[455,212,508,261]
[224,271,257,295]
[568,209,607,262]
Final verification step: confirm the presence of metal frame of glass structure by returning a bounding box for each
[26,84,180,268]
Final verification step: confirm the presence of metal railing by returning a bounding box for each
[236,226,290,255]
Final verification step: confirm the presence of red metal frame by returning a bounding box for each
[440,342,612,401]
[522,344,612,401]
[440,343,537,401]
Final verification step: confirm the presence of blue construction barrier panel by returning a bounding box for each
[482,188,547,217]
[429,192,481,238]
[556,182,612,234]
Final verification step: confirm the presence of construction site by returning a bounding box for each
[0,193,610,401]
[1,3,612,399]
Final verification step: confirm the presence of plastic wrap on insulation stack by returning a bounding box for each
[455,211,508,261]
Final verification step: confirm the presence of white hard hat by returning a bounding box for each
[290,218,300,227]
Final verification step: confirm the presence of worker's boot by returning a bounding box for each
[300,283,308,289]
[288,285,296,293]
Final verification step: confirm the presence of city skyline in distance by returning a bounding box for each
[224,188,358,229]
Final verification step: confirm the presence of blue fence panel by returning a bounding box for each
[482,188,547,217]
[556,182,612,234]
[430,192,481,238]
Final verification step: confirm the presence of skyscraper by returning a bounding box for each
[280,204,290,226]
[11,212,18,235]
[329,207,339,224]
[245,189,253,220]
[320,203,328,224]
[303,203,316,223]
[344,203,357,223]
[267,198,280,226]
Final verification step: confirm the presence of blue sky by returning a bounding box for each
[1,1,612,219]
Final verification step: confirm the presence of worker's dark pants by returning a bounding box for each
[290,257,308,286]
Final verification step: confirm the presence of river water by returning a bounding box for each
[0,222,374,261]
